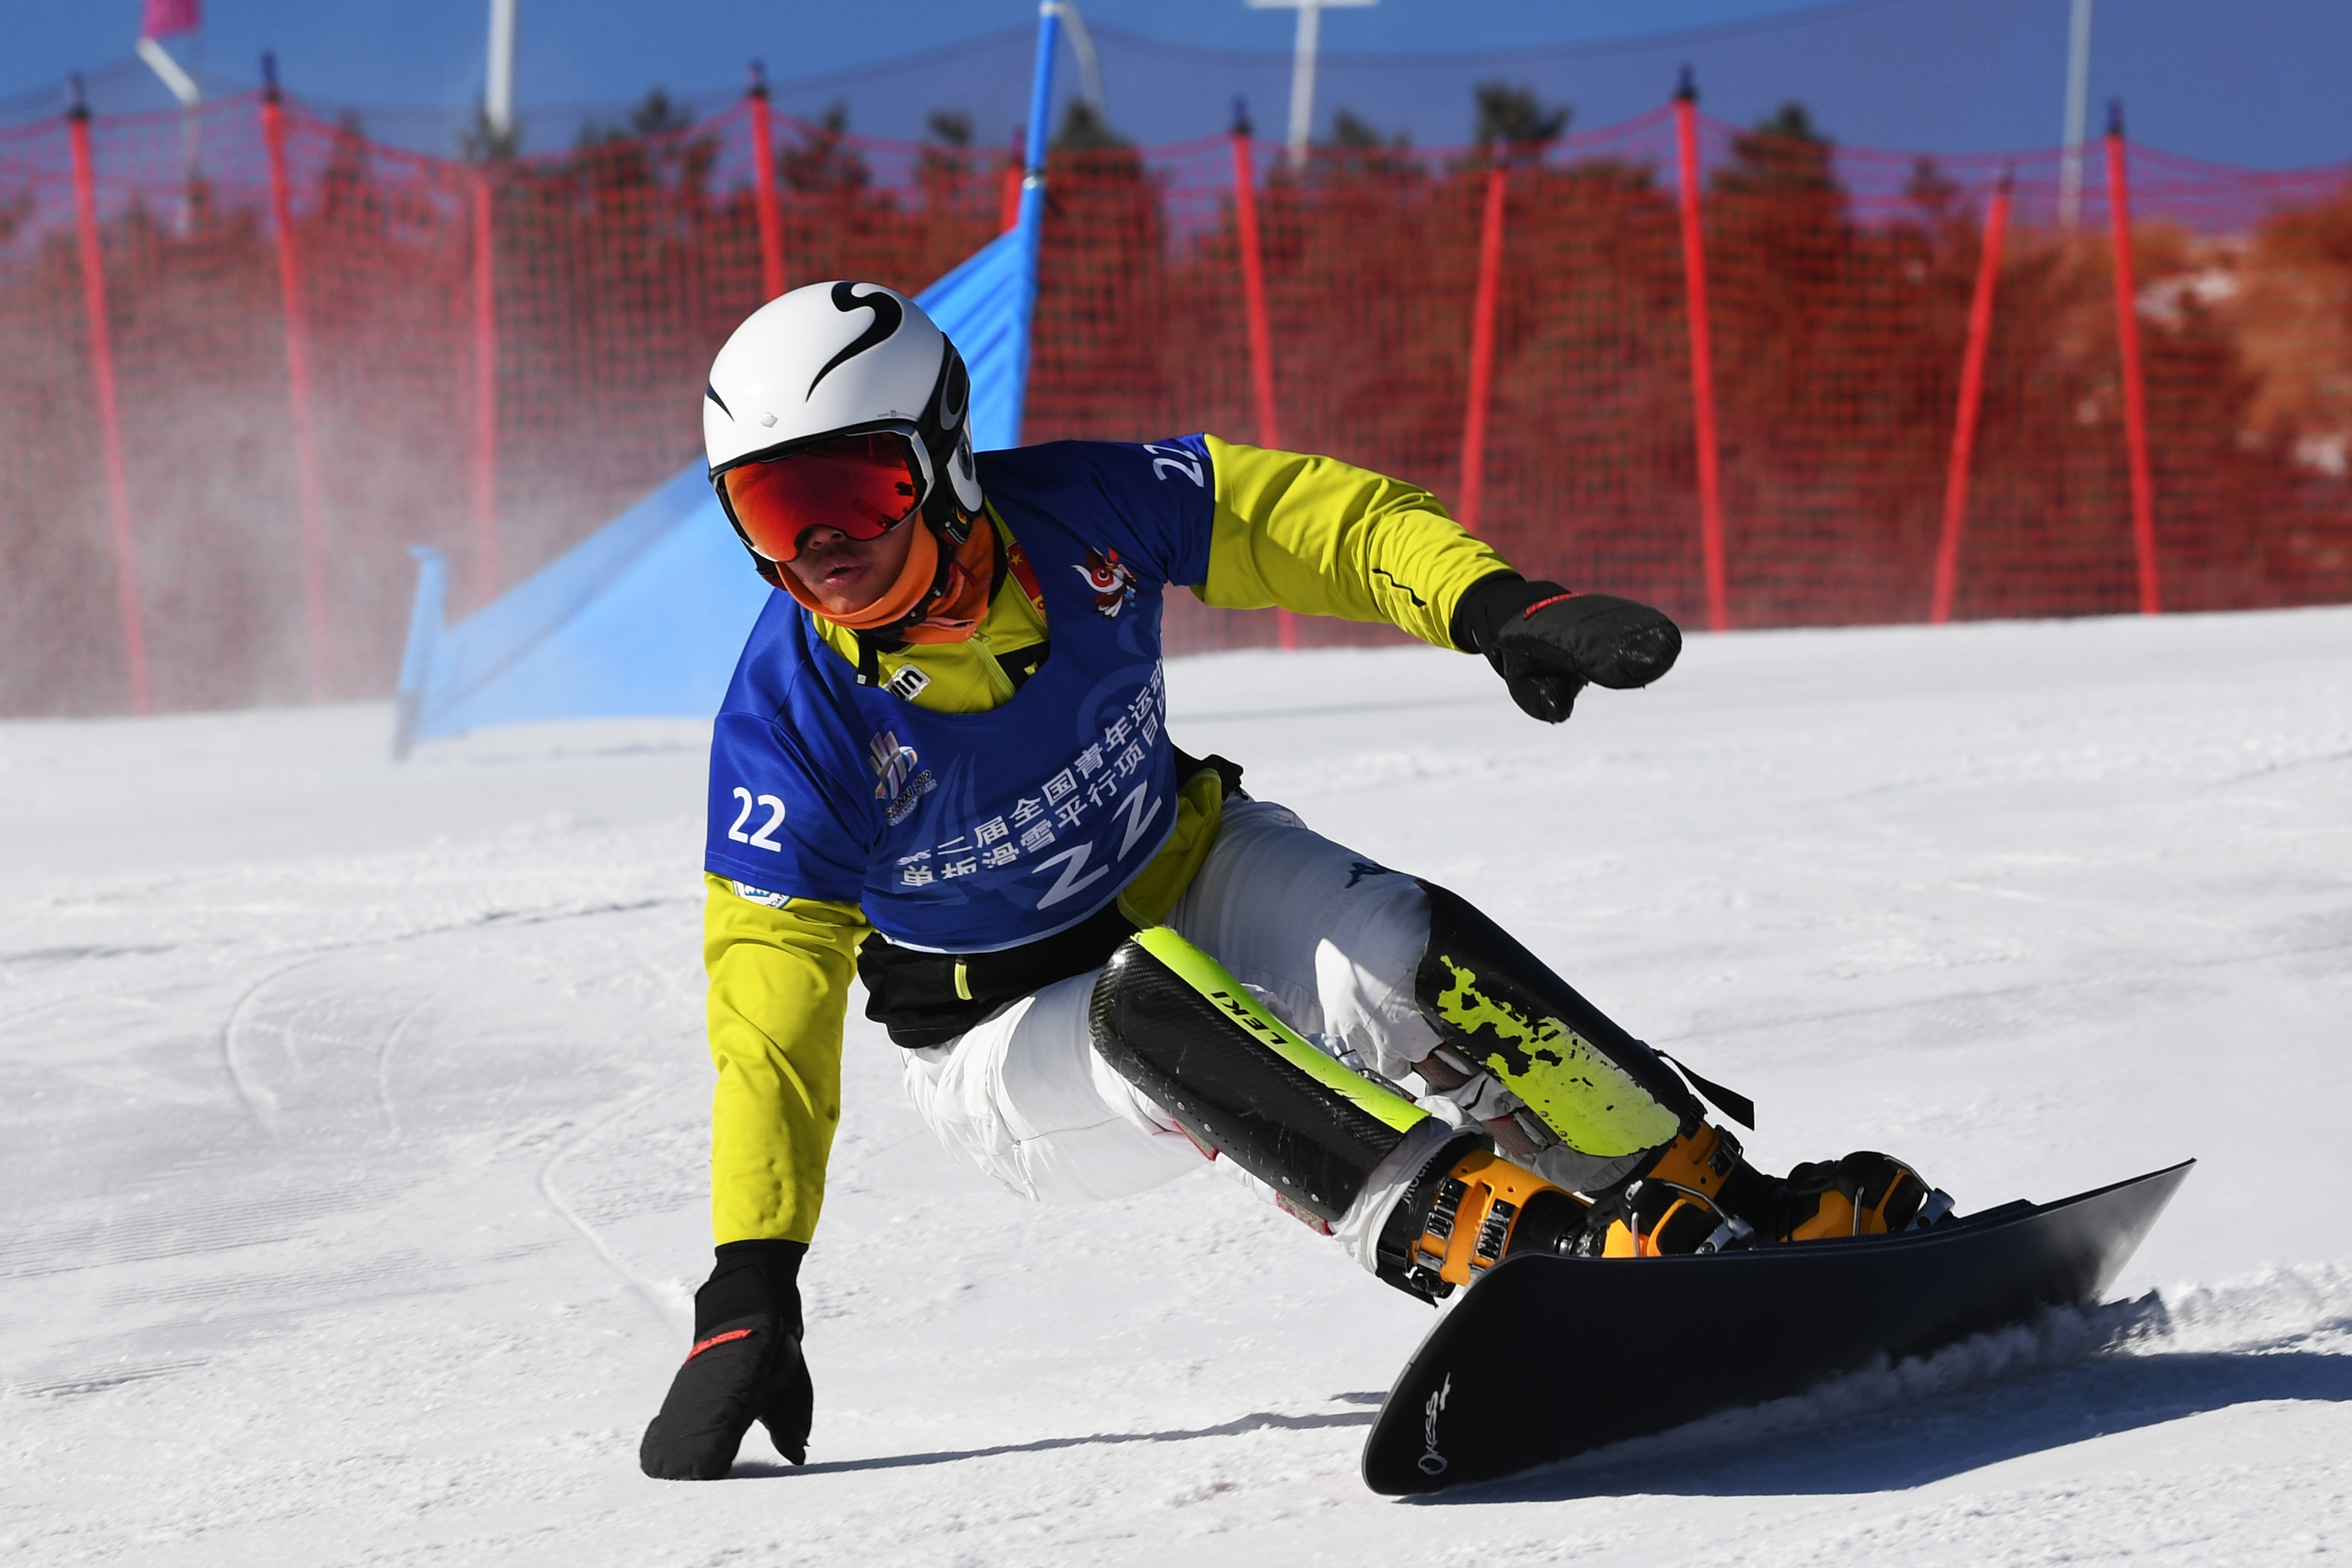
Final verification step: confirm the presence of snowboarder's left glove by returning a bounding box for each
[640,1239,811,1480]
[1452,573,1682,724]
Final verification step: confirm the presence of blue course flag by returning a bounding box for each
[392,20,1056,757]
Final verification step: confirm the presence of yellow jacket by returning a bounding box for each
[704,436,1514,1245]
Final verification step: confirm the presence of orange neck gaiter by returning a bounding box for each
[900,520,995,644]
[782,515,995,642]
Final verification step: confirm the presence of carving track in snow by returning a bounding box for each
[2,608,2347,1565]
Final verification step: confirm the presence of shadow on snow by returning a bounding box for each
[734,1401,1385,1478]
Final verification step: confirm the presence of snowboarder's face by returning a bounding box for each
[782,519,919,615]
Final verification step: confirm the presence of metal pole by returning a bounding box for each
[485,0,517,148]
[2058,0,2093,228]
[1673,71,1728,633]
[1287,1,1321,170]
[1246,0,1373,170]
[1456,151,1507,537]
[261,58,332,697]
[1931,176,2011,626]
[135,36,202,105]
[1056,0,1107,117]
[134,34,203,233]
[2105,105,2160,615]
[68,87,152,714]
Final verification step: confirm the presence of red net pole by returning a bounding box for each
[1930,175,2011,626]
[1229,125,1295,648]
[1456,156,1507,537]
[1230,132,1281,451]
[1000,135,1022,233]
[68,103,151,714]
[748,81,787,302]
[262,84,331,697]
[2104,115,2161,615]
[470,168,501,602]
[1673,83,1729,632]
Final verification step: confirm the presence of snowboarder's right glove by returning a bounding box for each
[640,1239,811,1480]
[1452,573,1683,724]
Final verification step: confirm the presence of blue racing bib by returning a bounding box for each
[703,436,1216,954]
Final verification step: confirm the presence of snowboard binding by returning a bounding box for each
[1582,1122,1773,1257]
[1375,1142,1591,1297]
[1776,1151,1954,1241]
[1581,1135,1958,1256]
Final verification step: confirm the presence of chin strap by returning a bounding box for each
[852,630,887,687]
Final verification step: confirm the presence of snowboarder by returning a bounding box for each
[638,281,1944,1481]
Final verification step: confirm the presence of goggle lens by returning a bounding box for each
[722,433,924,563]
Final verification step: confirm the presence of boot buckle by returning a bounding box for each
[1906,1189,1956,1231]
[1696,1213,1754,1254]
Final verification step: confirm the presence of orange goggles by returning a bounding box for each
[720,431,926,563]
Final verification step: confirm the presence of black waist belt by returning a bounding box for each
[859,748,1244,1049]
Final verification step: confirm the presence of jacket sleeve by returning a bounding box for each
[703,872,871,1246]
[1193,434,1516,651]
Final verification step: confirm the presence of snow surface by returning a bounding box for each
[5,607,2350,1565]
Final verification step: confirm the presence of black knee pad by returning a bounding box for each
[1412,880,1704,1144]
[1089,928,1427,1226]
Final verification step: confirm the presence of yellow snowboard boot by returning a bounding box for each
[1775,1152,1947,1241]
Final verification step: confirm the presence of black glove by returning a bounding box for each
[1452,573,1683,724]
[639,1239,811,1479]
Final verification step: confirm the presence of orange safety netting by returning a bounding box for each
[4,91,2350,716]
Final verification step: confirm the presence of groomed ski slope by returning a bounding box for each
[5,605,2349,1566]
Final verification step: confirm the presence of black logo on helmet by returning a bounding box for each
[704,382,733,419]
[935,350,970,433]
[808,282,905,400]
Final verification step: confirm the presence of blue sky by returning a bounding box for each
[11,2,1955,106]
[5,0,2346,167]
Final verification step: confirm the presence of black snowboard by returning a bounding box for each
[1362,1159,2193,1495]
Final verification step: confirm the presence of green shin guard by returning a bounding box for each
[1412,881,1704,1160]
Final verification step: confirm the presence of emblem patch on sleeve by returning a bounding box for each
[1075,547,1138,618]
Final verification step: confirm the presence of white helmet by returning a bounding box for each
[703,281,983,568]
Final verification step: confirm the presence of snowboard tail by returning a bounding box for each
[1361,1160,2192,1495]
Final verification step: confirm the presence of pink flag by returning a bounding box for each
[141,0,201,40]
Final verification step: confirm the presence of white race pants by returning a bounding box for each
[900,798,1445,1208]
